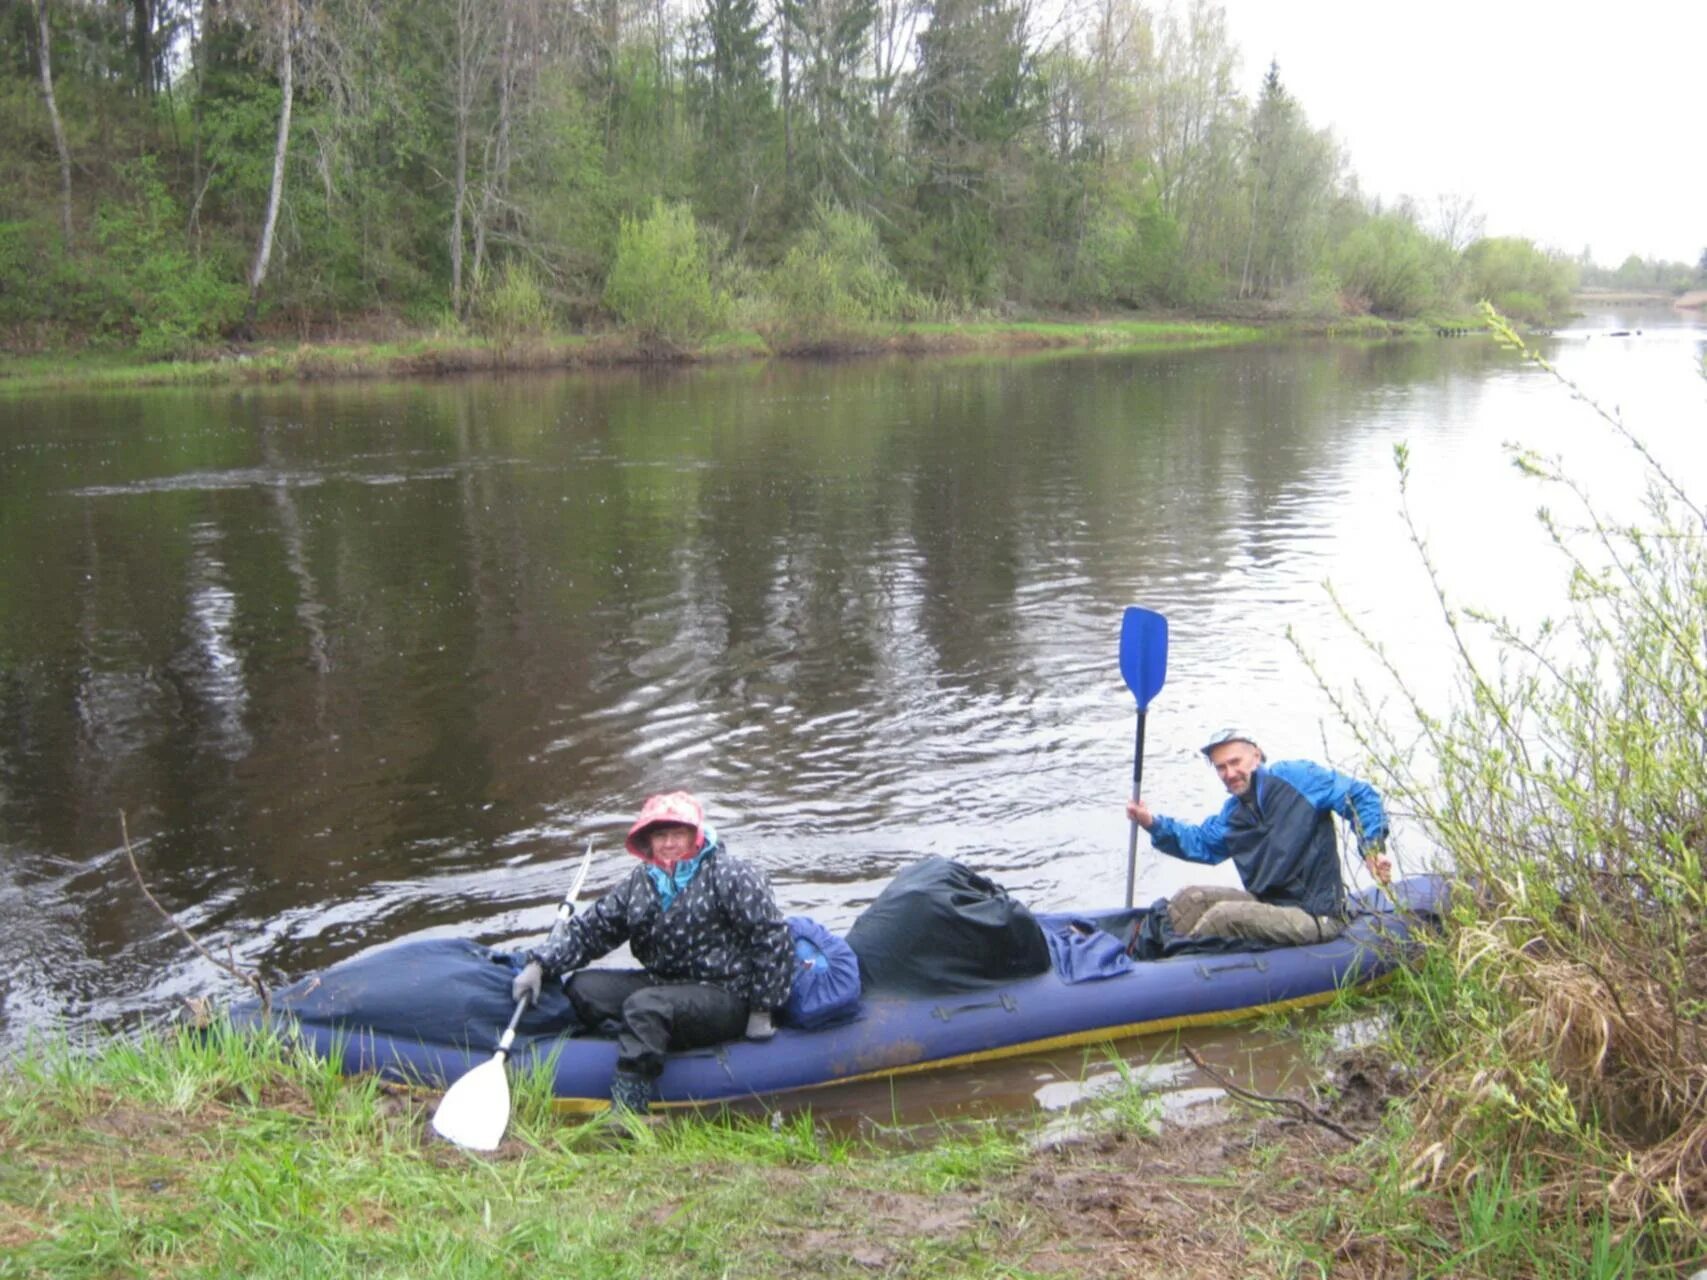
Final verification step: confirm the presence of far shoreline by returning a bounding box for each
[0,311,1481,397]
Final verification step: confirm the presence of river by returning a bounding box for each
[3,305,1703,1109]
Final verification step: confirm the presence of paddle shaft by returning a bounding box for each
[1123,707,1149,909]
[491,995,528,1062]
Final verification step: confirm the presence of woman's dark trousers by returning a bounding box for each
[565,969,748,1081]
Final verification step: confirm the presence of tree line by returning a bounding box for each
[0,0,1630,356]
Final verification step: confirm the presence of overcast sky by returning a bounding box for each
[1210,0,1704,267]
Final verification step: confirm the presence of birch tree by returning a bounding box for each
[30,0,74,248]
[1149,0,1240,256]
[244,0,297,328]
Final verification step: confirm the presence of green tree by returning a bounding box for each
[781,0,879,209]
[1148,0,1242,282]
[506,70,617,311]
[1237,61,1340,300]
[686,0,777,247]
[907,0,1039,301]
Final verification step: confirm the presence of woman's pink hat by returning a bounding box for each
[625,791,705,858]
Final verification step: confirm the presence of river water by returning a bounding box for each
[3,306,1703,1105]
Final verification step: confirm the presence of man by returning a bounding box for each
[1125,730,1393,946]
[511,791,793,1113]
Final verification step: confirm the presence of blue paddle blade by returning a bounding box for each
[1119,606,1168,709]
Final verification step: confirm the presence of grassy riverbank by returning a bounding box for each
[0,314,1351,396]
[0,1006,1448,1279]
[3,984,1675,1279]
[0,1015,1207,1278]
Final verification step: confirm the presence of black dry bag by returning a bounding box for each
[845,856,1051,994]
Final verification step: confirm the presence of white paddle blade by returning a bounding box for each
[431,1055,513,1151]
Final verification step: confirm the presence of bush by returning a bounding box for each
[1071,191,1190,309]
[0,220,84,340]
[1316,311,1707,1260]
[1332,213,1454,318]
[765,202,923,346]
[1463,236,1576,325]
[473,259,555,349]
[91,158,244,357]
[602,200,726,347]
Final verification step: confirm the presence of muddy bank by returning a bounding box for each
[903,1049,1413,1277]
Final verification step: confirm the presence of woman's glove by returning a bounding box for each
[512,960,544,1006]
[745,1008,775,1040]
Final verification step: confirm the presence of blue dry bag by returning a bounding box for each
[780,916,862,1029]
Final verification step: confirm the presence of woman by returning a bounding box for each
[511,792,793,1112]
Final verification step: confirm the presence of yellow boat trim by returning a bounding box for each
[547,971,1390,1115]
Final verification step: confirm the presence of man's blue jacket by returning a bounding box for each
[1147,760,1388,919]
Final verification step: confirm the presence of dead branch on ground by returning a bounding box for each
[120,810,271,1017]
[1184,1045,1365,1143]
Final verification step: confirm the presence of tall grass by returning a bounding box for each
[1307,307,1707,1268]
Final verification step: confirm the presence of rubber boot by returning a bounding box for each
[609,1070,655,1115]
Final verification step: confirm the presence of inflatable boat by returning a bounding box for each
[240,875,1443,1113]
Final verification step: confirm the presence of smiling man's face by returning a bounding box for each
[1207,740,1262,797]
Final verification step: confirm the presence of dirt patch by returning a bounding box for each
[999,1112,1349,1275]
[994,1047,1418,1276]
[792,1187,986,1271]
[757,1046,1421,1278]
[753,1108,1364,1276]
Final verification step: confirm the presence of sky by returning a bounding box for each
[1210,0,1704,267]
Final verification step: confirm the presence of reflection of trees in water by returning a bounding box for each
[176,523,252,763]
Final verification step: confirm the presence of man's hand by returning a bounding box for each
[511,959,544,1006]
[1125,799,1154,830]
[1363,843,1393,886]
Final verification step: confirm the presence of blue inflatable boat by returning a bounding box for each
[243,875,1444,1113]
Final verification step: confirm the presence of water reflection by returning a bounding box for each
[1,309,1702,1063]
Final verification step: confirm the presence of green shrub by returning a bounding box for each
[1073,191,1200,310]
[1463,237,1576,326]
[1311,312,1707,1258]
[473,258,555,348]
[91,158,243,357]
[1332,213,1453,317]
[602,200,727,347]
[0,219,156,348]
[766,202,923,345]
[1488,289,1546,324]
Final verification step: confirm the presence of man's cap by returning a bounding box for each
[1200,729,1261,758]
